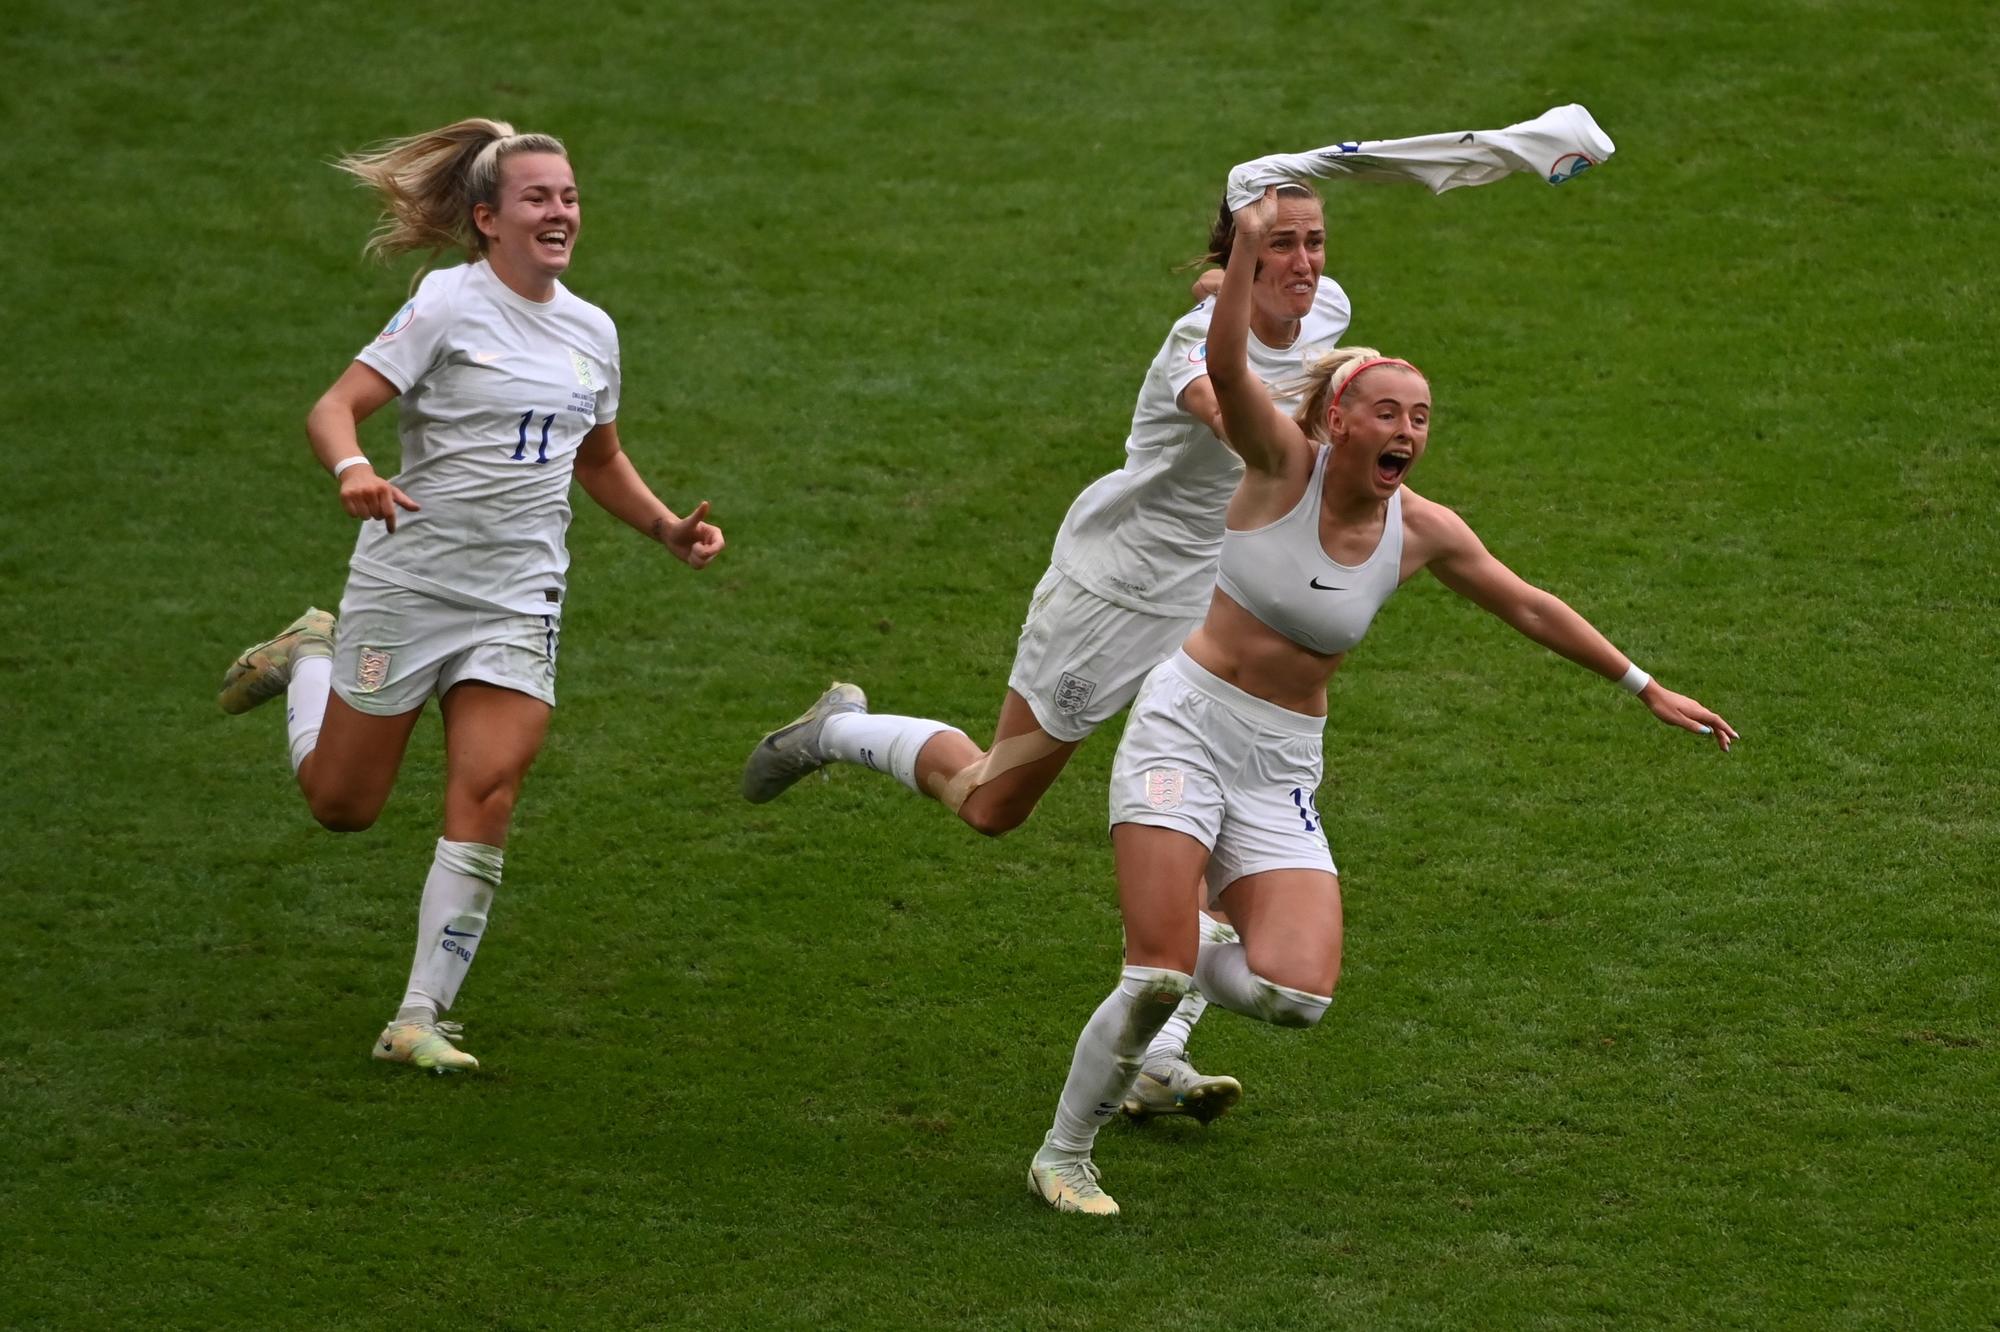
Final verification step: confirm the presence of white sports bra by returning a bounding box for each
[1215,445,1402,656]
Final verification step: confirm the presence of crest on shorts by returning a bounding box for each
[1145,768,1185,811]
[1053,671,1096,716]
[355,647,392,693]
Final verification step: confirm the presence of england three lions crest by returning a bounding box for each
[355,647,392,693]
[1054,671,1096,716]
[1145,768,1184,811]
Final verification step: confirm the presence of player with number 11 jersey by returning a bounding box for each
[217,119,723,1076]
[351,259,620,615]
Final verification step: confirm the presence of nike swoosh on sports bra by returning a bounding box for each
[1214,445,1402,655]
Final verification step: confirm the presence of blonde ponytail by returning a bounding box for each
[1289,346,1386,442]
[333,118,567,262]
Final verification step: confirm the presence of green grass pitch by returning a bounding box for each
[4,0,1997,1326]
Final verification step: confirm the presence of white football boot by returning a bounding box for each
[1028,1154,1119,1217]
[740,682,867,803]
[1121,1057,1242,1125]
[218,607,335,715]
[373,1020,479,1074]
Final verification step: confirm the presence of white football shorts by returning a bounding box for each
[331,572,561,715]
[1109,649,1335,901]
[1006,566,1202,743]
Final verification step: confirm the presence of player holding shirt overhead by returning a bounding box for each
[742,185,1347,1121]
[218,119,723,1073]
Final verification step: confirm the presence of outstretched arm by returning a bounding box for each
[1419,500,1736,750]
[1208,188,1311,477]
[573,422,725,569]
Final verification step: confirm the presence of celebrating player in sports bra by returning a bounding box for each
[1026,187,1735,1217]
[217,119,724,1074]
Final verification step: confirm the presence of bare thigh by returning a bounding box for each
[1216,868,1343,997]
[297,693,425,832]
[1113,822,1210,975]
[916,688,1083,837]
[439,682,552,847]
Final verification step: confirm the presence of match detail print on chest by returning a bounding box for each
[454,341,600,464]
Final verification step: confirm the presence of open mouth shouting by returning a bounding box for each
[1375,447,1413,486]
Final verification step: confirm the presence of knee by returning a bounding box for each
[1128,935,1199,976]
[958,797,1031,839]
[307,794,380,834]
[954,780,1038,838]
[300,771,385,832]
[447,773,522,840]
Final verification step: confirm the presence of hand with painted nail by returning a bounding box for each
[1639,682,1737,752]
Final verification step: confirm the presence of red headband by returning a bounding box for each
[1332,357,1421,406]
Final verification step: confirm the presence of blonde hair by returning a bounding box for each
[333,118,567,263]
[1289,346,1425,443]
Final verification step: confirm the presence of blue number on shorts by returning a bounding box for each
[1290,787,1320,834]
[511,410,556,463]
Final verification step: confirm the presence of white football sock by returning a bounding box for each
[819,713,962,793]
[1039,965,1192,1159]
[286,655,332,773]
[1194,938,1332,1029]
[1142,990,1208,1068]
[394,839,503,1025]
[1141,913,1236,1066]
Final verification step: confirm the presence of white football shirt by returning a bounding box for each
[1049,276,1351,615]
[349,261,621,615]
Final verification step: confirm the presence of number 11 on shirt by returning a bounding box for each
[512,410,555,464]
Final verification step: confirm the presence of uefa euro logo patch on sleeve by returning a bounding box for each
[375,300,416,342]
[1145,768,1185,811]
[1548,153,1595,184]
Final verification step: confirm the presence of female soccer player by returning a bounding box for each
[1026,188,1735,1216]
[218,119,724,1073]
[742,185,1346,1119]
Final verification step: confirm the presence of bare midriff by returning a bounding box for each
[1181,590,1344,719]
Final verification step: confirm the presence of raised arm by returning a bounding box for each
[1208,189,1312,477]
[1413,497,1736,750]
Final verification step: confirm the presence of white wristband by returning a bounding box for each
[333,455,373,478]
[1618,662,1651,695]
